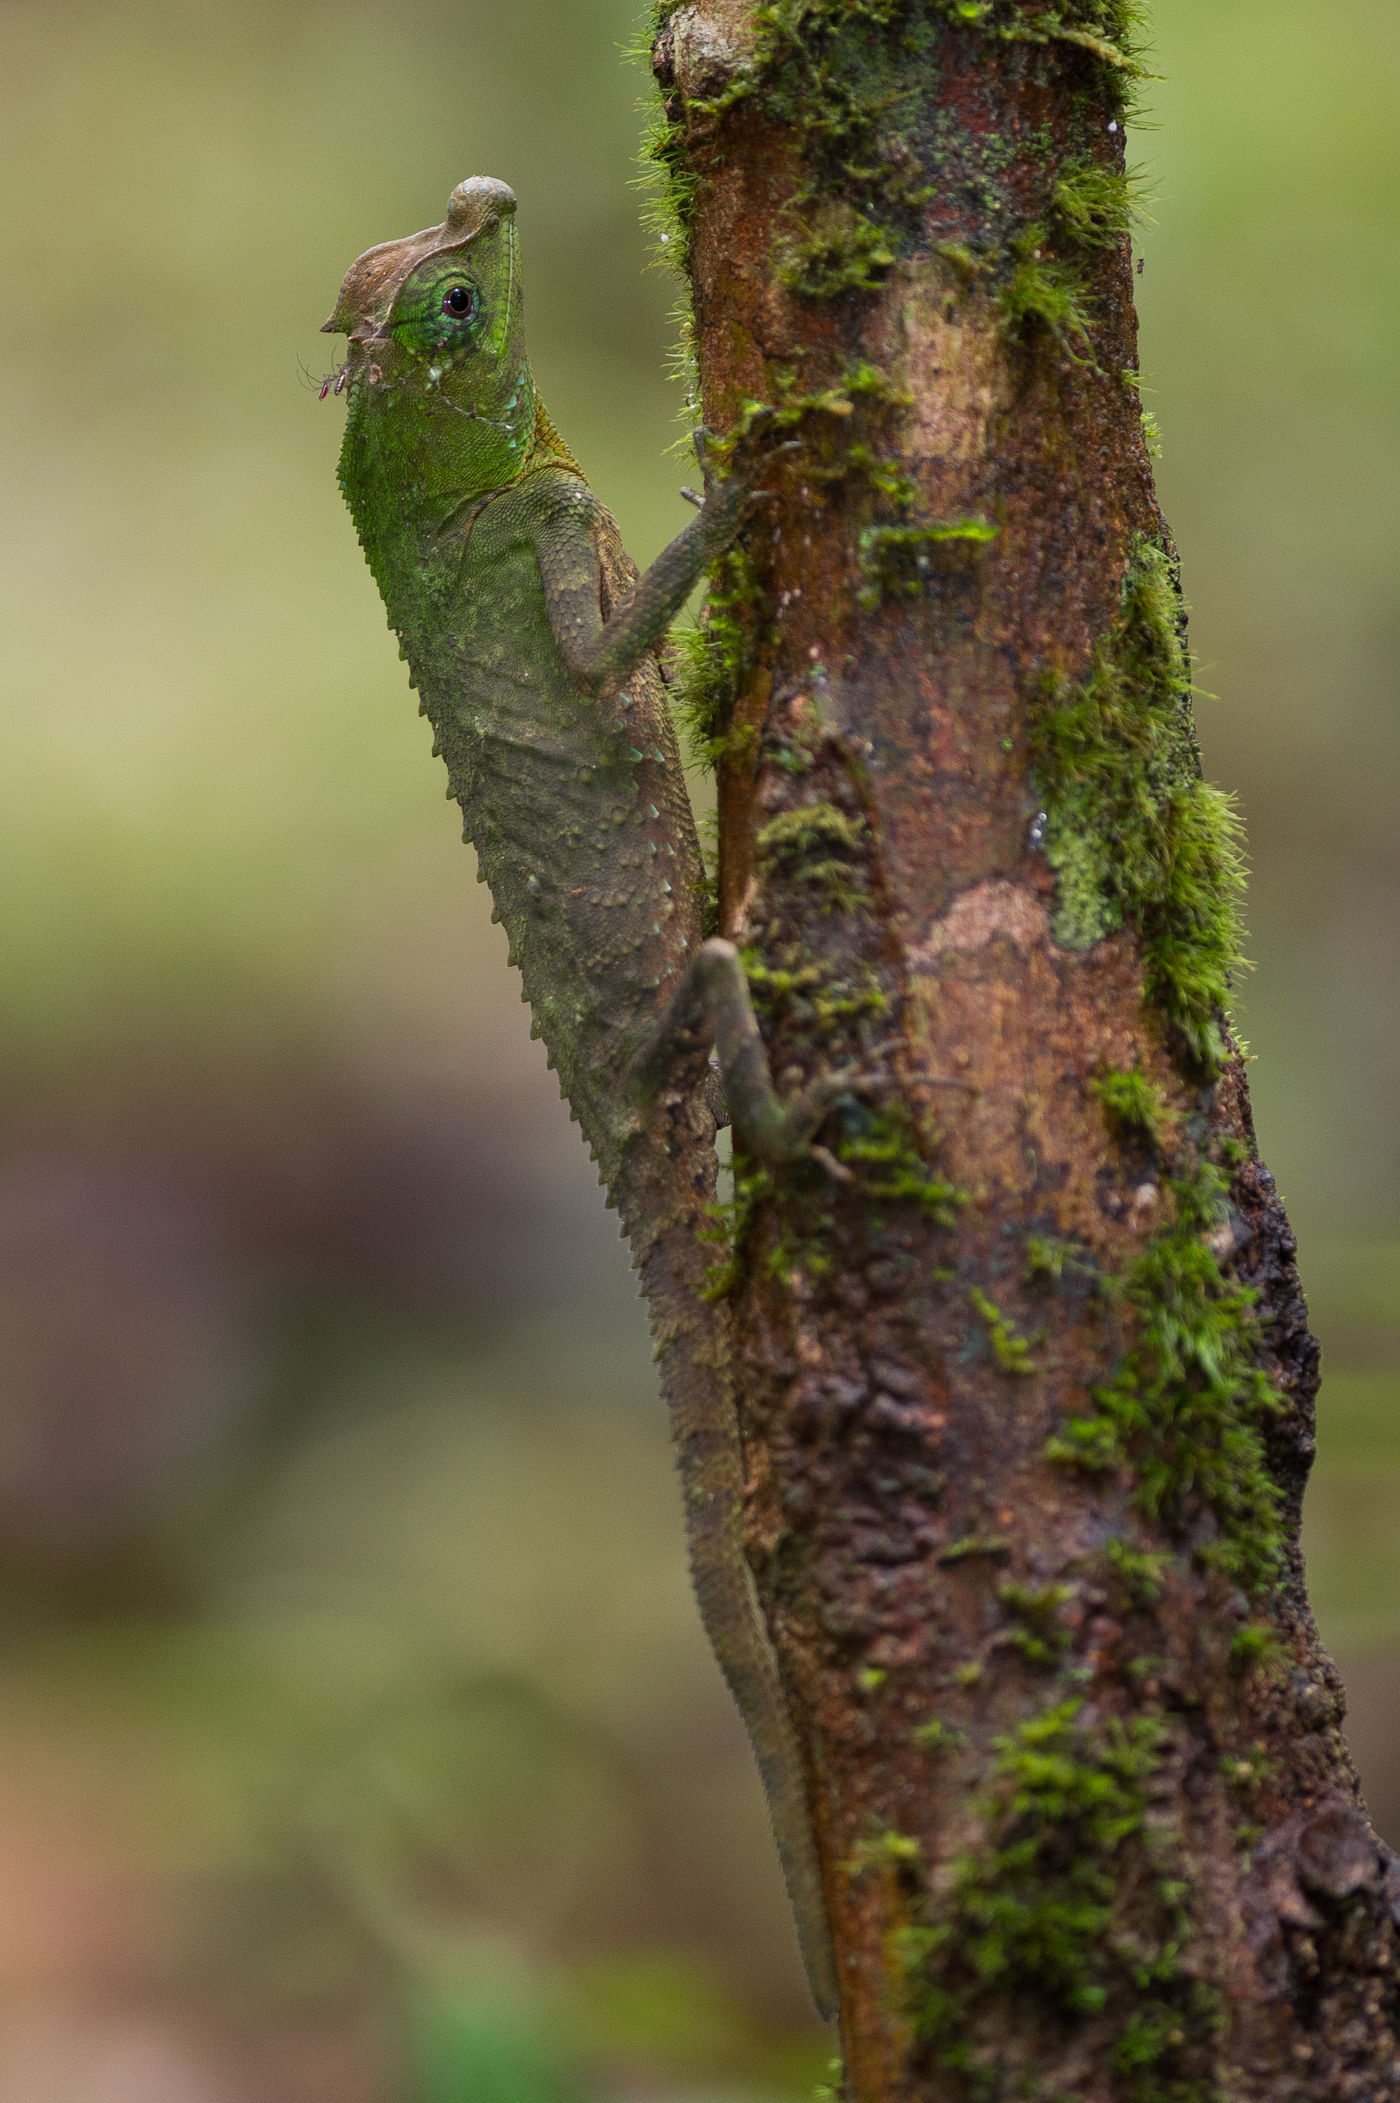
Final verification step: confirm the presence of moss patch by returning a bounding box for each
[892,1695,1214,2099]
[1101,1536,1166,1607]
[1031,537,1247,1070]
[936,1532,1012,1565]
[997,226,1094,351]
[669,365,917,763]
[1024,1234,1095,1286]
[700,1021,962,1303]
[690,0,943,303]
[997,1580,1072,1666]
[673,363,992,754]
[756,802,871,914]
[778,206,901,299]
[833,1097,966,1221]
[857,518,998,610]
[914,1714,968,1754]
[1046,1155,1285,1597]
[643,0,1145,359]
[970,1286,1037,1375]
[1093,1067,1171,1147]
[669,542,764,766]
[1053,158,1134,247]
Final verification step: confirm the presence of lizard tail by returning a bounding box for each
[641,1212,838,2022]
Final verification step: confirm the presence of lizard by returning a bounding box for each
[323,176,839,2018]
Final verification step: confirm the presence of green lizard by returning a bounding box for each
[324,177,838,2017]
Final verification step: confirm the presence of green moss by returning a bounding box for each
[1093,1067,1171,1146]
[997,1581,1072,1666]
[639,0,1152,450]
[778,208,903,298]
[997,14,1146,80]
[743,950,890,1042]
[643,0,1146,335]
[997,225,1094,351]
[835,1098,967,1220]
[717,363,921,521]
[700,1026,963,1301]
[914,1715,968,1754]
[635,96,700,280]
[991,124,1142,361]
[1045,1156,1285,1597]
[669,542,763,765]
[672,364,954,755]
[857,518,999,610]
[851,1826,924,1874]
[1229,1623,1283,1673]
[1101,1536,1166,1607]
[970,1286,1037,1375]
[893,1695,1211,2099]
[936,239,983,278]
[936,1533,1012,1565]
[698,1164,773,1302]
[1031,536,1247,1070]
[1053,159,1133,247]
[756,807,863,855]
[756,802,870,917]
[716,367,904,470]
[707,1,945,305]
[1121,369,1164,462]
[1024,1234,1094,1286]
[1000,138,1148,349]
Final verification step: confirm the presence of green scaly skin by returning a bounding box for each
[324,179,837,2019]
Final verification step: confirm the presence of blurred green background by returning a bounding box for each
[0,1,1396,2095]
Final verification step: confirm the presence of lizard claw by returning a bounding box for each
[692,421,801,513]
[692,425,726,495]
[741,1063,883,1170]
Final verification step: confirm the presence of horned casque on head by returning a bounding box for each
[321,178,518,339]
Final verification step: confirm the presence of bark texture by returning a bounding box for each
[647,4,1400,2097]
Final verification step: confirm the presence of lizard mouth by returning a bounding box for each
[315,319,387,402]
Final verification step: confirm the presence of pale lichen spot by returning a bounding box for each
[909,880,1049,971]
[901,275,1009,476]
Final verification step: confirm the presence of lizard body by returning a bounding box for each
[325,179,836,2017]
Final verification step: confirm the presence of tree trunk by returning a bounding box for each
[647,4,1400,2096]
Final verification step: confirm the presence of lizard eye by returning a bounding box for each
[441,283,477,319]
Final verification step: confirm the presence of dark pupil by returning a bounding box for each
[443,285,474,317]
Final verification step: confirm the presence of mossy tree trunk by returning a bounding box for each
[647,4,1400,2097]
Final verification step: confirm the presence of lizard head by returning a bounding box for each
[324,178,536,507]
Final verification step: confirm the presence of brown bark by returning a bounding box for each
[650,5,1400,2098]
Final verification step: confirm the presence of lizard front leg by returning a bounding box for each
[532,432,771,698]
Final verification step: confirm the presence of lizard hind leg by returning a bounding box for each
[642,937,861,1167]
